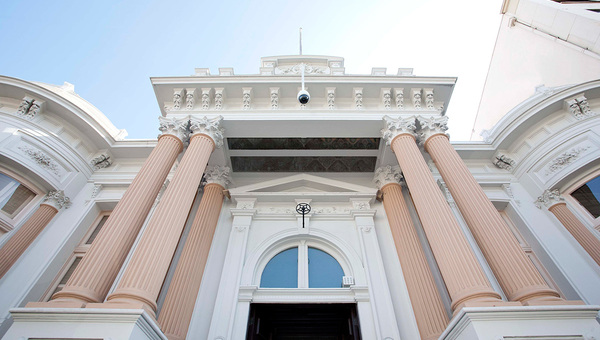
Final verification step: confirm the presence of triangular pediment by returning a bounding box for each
[229,174,375,195]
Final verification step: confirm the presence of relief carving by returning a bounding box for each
[545,146,590,175]
[18,145,61,176]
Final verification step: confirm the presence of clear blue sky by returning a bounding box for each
[0,0,503,140]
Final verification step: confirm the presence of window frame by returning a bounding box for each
[257,239,350,289]
[563,169,600,233]
[0,168,44,234]
[41,211,111,301]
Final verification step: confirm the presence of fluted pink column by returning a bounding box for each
[538,189,600,266]
[158,166,229,340]
[0,191,69,279]
[420,116,563,305]
[375,166,448,340]
[382,116,503,312]
[40,118,187,308]
[102,116,224,318]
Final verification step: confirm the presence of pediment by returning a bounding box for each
[229,174,375,195]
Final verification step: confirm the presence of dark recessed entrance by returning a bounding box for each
[246,303,361,340]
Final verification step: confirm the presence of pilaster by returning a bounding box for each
[207,199,256,340]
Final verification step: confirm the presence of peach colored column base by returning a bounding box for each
[26,301,85,308]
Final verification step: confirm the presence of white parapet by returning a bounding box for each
[441,305,600,340]
[3,308,166,340]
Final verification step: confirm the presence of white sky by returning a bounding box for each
[0,0,504,141]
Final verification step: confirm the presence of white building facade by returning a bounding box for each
[1,11,600,338]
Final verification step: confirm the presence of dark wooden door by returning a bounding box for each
[246,303,361,340]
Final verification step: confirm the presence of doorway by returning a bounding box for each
[246,303,361,340]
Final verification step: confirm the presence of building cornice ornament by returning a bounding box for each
[492,153,516,171]
[16,96,44,119]
[381,88,392,110]
[42,190,71,210]
[16,96,34,116]
[354,88,363,110]
[412,88,422,109]
[381,116,417,145]
[214,88,224,110]
[437,179,455,206]
[502,183,521,206]
[203,165,231,188]
[270,87,279,109]
[566,95,596,120]
[18,145,60,176]
[186,88,196,110]
[373,165,403,189]
[394,88,404,110]
[545,146,590,175]
[416,115,449,144]
[172,88,184,110]
[424,88,435,110]
[326,87,335,110]
[535,189,564,209]
[189,116,224,148]
[200,88,210,110]
[90,154,112,170]
[275,63,329,75]
[242,88,252,110]
[158,116,189,142]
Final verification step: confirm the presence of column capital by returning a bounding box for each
[416,115,449,145]
[373,165,404,189]
[381,116,417,145]
[535,189,564,209]
[189,116,224,148]
[158,116,189,142]
[42,190,71,210]
[203,165,231,189]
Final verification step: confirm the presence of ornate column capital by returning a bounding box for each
[189,116,224,148]
[158,116,189,142]
[381,116,417,145]
[42,190,71,210]
[203,166,231,189]
[373,165,404,189]
[416,115,449,145]
[535,189,564,209]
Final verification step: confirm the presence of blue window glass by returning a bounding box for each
[308,247,344,288]
[572,176,600,218]
[260,248,298,288]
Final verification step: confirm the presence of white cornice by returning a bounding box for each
[0,76,126,147]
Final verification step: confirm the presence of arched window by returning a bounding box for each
[260,244,344,288]
[260,248,298,288]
